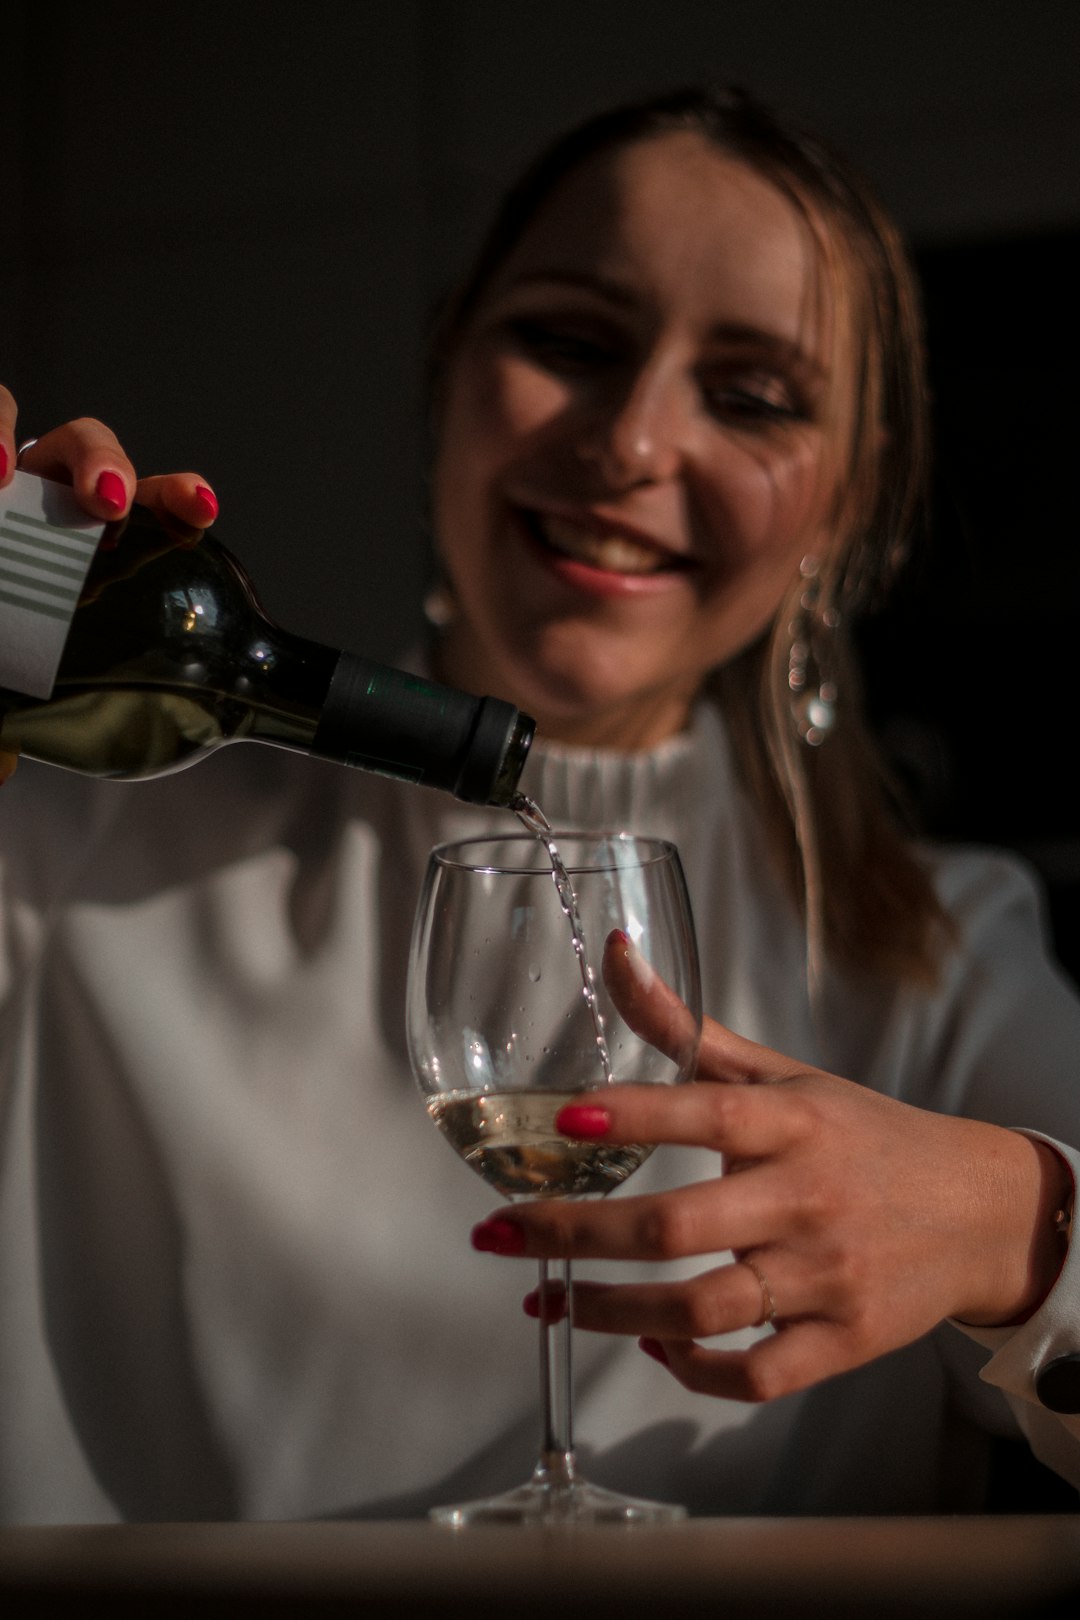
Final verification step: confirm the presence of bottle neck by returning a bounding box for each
[309,652,534,804]
[229,624,342,748]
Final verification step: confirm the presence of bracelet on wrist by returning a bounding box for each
[1036,1174,1077,1413]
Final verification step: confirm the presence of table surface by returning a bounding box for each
[2,1516,1079,1618]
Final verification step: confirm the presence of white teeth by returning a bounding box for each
[537,515,668,575]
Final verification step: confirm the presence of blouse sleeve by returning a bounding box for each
[915,849,1080,1485]
[946,1132,1080,1487]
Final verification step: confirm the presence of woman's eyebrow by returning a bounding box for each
[499,268,639,307]
[706,323,828,381]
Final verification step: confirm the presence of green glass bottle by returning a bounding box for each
[0,487,533,805]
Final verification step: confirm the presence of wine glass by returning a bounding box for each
[407,831,702,1525]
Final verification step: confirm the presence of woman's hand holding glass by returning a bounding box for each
[473,957,1074,1405]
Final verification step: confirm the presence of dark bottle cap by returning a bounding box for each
[312,653,533,805]
[454,698,534,806]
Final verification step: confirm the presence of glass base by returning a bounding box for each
[429,1453,686,1527]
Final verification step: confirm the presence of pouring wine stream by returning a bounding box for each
[510,793,615,1086]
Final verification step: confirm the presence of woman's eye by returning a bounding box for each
[702,372,807,426]
[504,316,620,372]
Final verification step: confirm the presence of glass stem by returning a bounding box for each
[535,1256,577,1489]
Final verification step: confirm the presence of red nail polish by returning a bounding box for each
[0,444,9,479]
[523,1283,567,1323]
[555,1103,611,1139]
[639,1337,669,1367]
[95,471,127,514]
[194,485,218,523]
[471,1216,526,1256]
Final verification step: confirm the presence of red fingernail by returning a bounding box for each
[471,1216,526,1256]
[95,471,127,514]
[523,1284,567,1323]
[555,1103,611,1139]
[0,444,9,479]
[193,484,218,523]
[639,1337,669,1367]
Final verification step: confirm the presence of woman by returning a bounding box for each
[0,87,1077,1522]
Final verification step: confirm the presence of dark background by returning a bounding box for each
[2,0,1079,964]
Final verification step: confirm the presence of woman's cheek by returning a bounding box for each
[493,357,576,444]
[719,436,835,558]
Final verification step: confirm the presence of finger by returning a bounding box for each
[603,938,810,1090]
[553,1076,808,1155]
[528,1239,850,1337]
[134,473,219,539]
[653,1318,869,1404]
[473,1169,793,1262]
[522,1279,568,1324]
[602,929,700,1065]
[552,1263,771,1339]
[17,420,136,519]
[0,385,15,484]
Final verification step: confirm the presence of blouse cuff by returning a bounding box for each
[952,1132,1079,1414]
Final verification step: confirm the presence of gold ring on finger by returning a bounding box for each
[742,1254,777,1328]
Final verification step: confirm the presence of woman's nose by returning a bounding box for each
[575,367,688,489]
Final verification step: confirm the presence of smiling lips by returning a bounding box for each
[525,511,692,578]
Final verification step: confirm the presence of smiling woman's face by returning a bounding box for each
[432,131,856,748]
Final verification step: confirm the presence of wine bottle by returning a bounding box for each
[0,472,534,805]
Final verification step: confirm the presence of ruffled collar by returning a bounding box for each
[402,642,737,844]
[515,701,735,849]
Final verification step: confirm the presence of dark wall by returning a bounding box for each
[2,3,428,658]
[863,229,1080,975]
[3,1,1079,951]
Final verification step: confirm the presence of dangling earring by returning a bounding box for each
[787,556,839,747]
[422,554,458,631]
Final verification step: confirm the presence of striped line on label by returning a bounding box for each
[0,548,88,585]
[0,512,97,623]
[0,562,82,601]
[0,509,98,544]
[1,525,96,559]
[0,585,76,622]
[0,525,96,567]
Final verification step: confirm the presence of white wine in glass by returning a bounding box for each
[407,831,702,1525]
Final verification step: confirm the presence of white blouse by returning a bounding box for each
[1,702,1077,1523]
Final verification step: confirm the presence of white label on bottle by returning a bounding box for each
[0,471,105,699]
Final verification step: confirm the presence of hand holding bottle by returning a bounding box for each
[0,384,220,536]
[0,389,533,801]
[1,386,222,785]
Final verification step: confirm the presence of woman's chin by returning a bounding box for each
[519,675,697,751]
[435,626,696,749]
